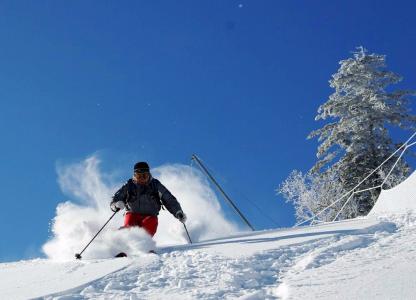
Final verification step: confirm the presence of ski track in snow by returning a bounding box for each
[44,220,398,300]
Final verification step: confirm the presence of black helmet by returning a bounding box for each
[134,162,150,173]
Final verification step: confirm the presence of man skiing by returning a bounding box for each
[110,162,187,238]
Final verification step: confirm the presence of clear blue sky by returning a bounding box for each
[1,1,415,261]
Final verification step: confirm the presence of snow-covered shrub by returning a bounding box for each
[278,169,352,223]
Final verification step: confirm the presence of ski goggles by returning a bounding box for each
[134,168,149,174]
[134,171,150,179]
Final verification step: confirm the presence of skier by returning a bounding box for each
[110,162,187,253]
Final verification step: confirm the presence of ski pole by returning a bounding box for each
[75,210,118,260]
[182,222,192,244]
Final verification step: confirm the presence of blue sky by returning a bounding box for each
[1,1,416,261]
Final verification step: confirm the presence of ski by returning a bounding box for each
[114,252,127,258]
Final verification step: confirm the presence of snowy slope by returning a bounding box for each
[58,217,399,300]
[2,171,416,299]
[2,216,413,300]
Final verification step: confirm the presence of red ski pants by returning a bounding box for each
[123,212,158,237]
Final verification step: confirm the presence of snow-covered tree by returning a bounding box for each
[279,47,415,222]
[309,47,415,216]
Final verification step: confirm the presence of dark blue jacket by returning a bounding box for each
[111,177,182,216]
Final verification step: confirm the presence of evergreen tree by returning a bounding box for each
[279,47,415,222]
[308,47,415,215]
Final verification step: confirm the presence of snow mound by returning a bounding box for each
[369,171,416,215]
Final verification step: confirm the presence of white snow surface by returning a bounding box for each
[2,166,416,299]
[2,215,416,299]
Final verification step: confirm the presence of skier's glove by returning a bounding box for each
[176,210,187,223]
[110,201,125,212]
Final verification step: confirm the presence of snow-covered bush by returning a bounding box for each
[278,169,352,223]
